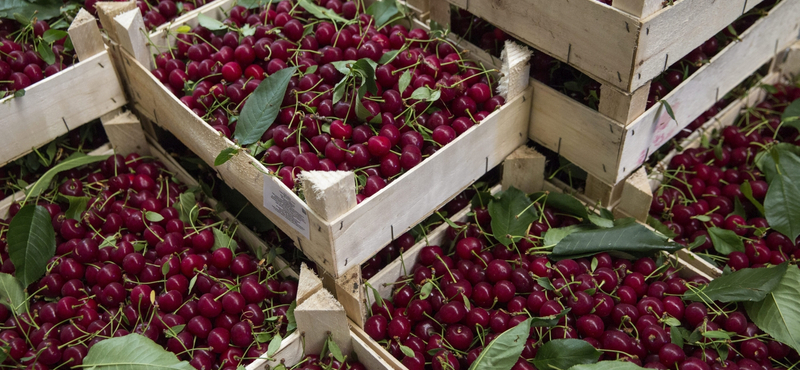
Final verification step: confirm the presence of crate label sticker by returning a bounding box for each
[262,175,310,239]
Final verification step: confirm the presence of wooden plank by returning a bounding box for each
[334,267,366,328]
[501,145,546,194]
[585,174,626,207]
[102,110,150,156]
[114,9,151,69]
[617,0,800,183]
[68,8,105,61]
[96,1,137,42]
[297,263,323,306]
[428,0,451,28]
[528,78,626,184]
[118,51,338,274]
[295,289,353,356]
[612,0,663,18]
[633,0,767,92]
[329,86,531,275]
[350,323,406,369]
[0,51,126,167]
[300,171,357,222]
[599,81,650,124]
[246,332,303,370]
[455,0,639,90]
[614,166,652,222]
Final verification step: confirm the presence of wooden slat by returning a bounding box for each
[612,0,663,18]
[0,51,126,167]
[117,50,338,274]
[614,166,652,222]
[585,174,626,207]
[96,1,137,42]
[617,0,800,183]
[295,289,353,356]
[599,81,651,125]
[528,78,626,183]
[632,0,767,92]
[329,86,531,275]
[114,9,151,69]
[501,145,546,194]
[456,0,639,91]
[68,8,105,60]
[101,110,150,156]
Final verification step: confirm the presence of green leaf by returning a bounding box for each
[83,333,194,370]
[664,317,682,327]
[286,300,297,333]
[530,309,570,327]
[671,326,689,347]
[355,85,372,120]
[660,99,677,123]
[237,0,263,9]
[0,273,27,316]
[647,216,678,239]
[551,219,682,259]
[531,192,589,220]
[215,147,239,166]
[26,154,109,199]
[745,266,800,352]
[758,145,800,241]
[543,224,594,247]
[488,187,538,247]
[234,67,297,146]
[211,228,235,251]
[367,0,400,27]
[468,318,531,370]
[297,0,348,24]
[241,24,255,37]
[175,25,191,33]
[328,338,344,362]
[732,196,746,218]
[42,29,67,43]
[398,70,411,95]
[420,281,433,299]
[781,98,800,129]
[536,277,554,291]
[702,330,732,340]
[684,263,788,303]
[13,89,25,98]
[37,42,55,67]
[0,0,62,20]
[378,50,399,65]
[707,227,744,255]
[409,86,441,102]
[267,333,282,356]
[62,195,89,220]
[145,211,164,222]
[188,275,198,293]
[8,205,56,288]
[197,13,227,31]
[570,361,649,370]
[532,339,601,370]
[399,344,415,357]
[178,192,198,224]
[588,214,614,228]
[740,181,765,216]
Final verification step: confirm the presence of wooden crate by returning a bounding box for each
[0,9,127,168]
[108,5,532,278]
[333,145,720,328]
[431,0,778,94]
[525,0,800,187]
[247,266,400,370]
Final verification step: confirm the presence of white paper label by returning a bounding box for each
[262,175,310,239]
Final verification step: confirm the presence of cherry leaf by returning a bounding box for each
[0,273,27,316]
[532,339,601,370]
[468,318,531,370]
[267,333,282,357]
[83,333,194,370]
[684,263,788,303]
[707,227,744,255]
[488,187,538,247]
[745,267,800,353]
[8,205,56,287]
[234,66,297,146]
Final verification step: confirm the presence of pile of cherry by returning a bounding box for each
[650,83,800,271]
[1,121,108,200]
[0,18,74,94]
[362,198,796,370]
[153,0,504,201]
[0,153,297,369]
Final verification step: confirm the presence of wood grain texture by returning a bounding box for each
[585,174,626,207]
[618,0,800,183]
[96,1,136,42]
[295,289,353,356]
[632,0,766,91]
[300,171,357,222]
[612,0,663,18]
[501,145,546,194]
[614,166,651,222]
[102,111,150,156]
[333,267,365,329]
[297,263,323,306]
[114,10,151,69]
[451,0,639,90]
[68,8,105,61]
[246,332,303,370]
[599,81,650,124]
[0,51,125,167]
[329,86,530,275]
[528,78,626,184]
